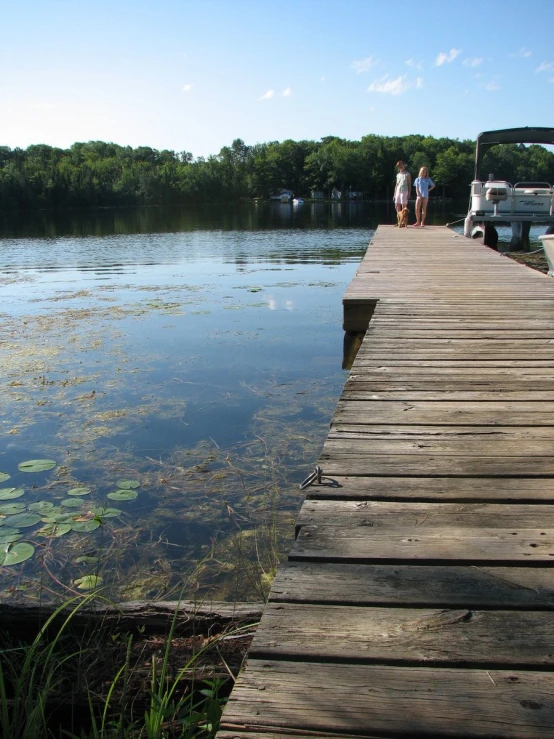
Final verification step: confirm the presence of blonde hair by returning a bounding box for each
[419,167,429,178]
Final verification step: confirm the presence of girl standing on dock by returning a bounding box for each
[393,161,411,224]
[413,167,435,227]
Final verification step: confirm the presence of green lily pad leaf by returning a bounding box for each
[0,488,24,501]
[61,499,84,508]
[28,501,55,512]
[0,527,23,544]
[18,459,57,473]
[72,520,101,533]
[74,575,103,590]
[0,503,26,515]
[36,523,72,538]
[67,487,91,496]
[0,473,10,483]
[42,512,78,524]
[107,490,138,501]
[117,480,140,490]
[92,507,121,518]
[6,513,41,528]
[1,542,35,566]
[75,555,100,564]
[0,532,23,545]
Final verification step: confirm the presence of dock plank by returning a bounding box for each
[222,661,554,738]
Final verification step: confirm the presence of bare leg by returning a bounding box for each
[421,197,429,226]
[415,198,422,225]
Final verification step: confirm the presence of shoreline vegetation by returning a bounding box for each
[1,134,554,211]
[0,594,261,738]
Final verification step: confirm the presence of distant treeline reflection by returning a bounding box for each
[1,135,553,211]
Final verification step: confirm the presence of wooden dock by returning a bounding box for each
[219,226,554,739]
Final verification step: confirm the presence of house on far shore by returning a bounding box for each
[310,190,325,199]
[331,187,341,201]
[346,190,364,200]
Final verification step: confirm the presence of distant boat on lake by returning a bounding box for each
[270,189,293,203]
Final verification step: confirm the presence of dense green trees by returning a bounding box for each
[1,134,553,211]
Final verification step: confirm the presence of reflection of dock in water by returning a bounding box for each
[220,225,554,739]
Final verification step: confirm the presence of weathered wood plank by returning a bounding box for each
[221,660,554,738]
[306,475,554,502]
[250,603,554,666]
[291,525,554,564]
[270,562,554,608]
[319,453,554,476]
[295,501,554,531]
[333,400,554,427]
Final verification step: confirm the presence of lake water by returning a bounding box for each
[0,199,541,603]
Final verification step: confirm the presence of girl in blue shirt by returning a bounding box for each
[413,167,435,227]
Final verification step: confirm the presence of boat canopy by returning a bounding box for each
[474,127,554,180]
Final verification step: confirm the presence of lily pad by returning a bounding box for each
[41,512,79,524]
[36,523,72,538]
[116,480,140,490]
[75,555,100,564]
[61,498,84,508]
[18,459,57,473]
[0,504,26,516]
[0,488,24,501]
[0,542,35,566]
[28,501,55,512]
[72,520,101,533]
[0,528,23,544]
[107,490,138,501]
[92,507,121,519]
[74,575,103,590]
[6,513,41,528]
[0,473,10,483]
[67,487,91,496]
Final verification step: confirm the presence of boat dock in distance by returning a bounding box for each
[219,224,554,739]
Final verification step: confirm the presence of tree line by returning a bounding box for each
[1,134,554,211]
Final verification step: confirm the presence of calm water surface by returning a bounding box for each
[0,200,467,602]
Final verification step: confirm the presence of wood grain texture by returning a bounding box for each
[305,475,554,502]
[250,603,554,666]
[221,660,554,738]
[295,500,554,531]
[291,525,554,564]
[270,562,554,608]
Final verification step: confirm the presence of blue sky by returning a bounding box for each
[2,0,553,157]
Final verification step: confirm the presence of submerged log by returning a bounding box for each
[0,599,264,638]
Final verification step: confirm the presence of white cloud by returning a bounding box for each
[511,47,532,58]
[416,76,423,88]
[485,81,500,91]
[536,61,554,72]
[320,76,326,82]
[258,89,275,101]
[280,87,291,97]
[463,57,483,67]
[406,58,423,70]
[34,103,54,109]
[368,75,411,95]
[351,56,379,73]
[182,83,193,92]
[435,48,461,66]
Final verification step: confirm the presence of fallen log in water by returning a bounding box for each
[0,599,264,637]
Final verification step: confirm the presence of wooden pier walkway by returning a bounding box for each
[219,225,554,739]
